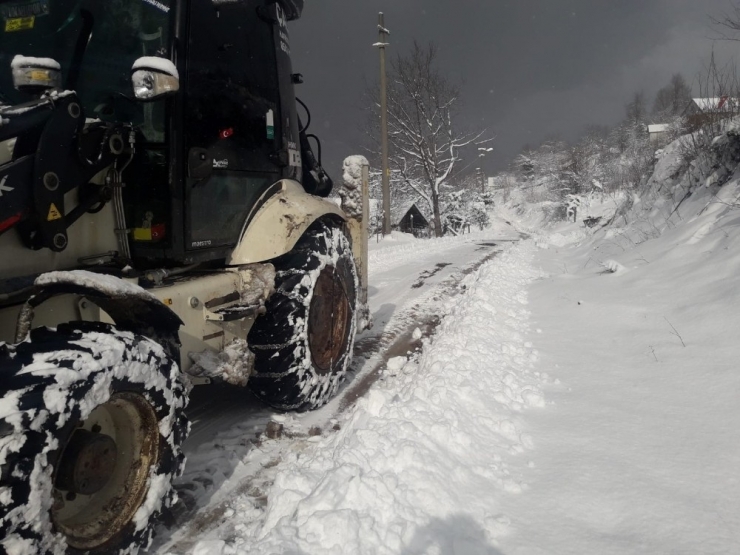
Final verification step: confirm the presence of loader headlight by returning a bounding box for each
[10,55,62,92]
[131,57,179,101]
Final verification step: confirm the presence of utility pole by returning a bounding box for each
[478,146,493,193]
[375,13,391,236]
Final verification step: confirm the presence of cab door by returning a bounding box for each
[184,0,281,250]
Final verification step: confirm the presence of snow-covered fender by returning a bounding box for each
[229,179,347,265]
[16,270,182,358]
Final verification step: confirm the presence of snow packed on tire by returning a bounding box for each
[248,222,358,411]
[0,323,189,555]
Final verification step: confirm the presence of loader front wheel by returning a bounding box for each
[0,322,189,555]
[248,222,358,410]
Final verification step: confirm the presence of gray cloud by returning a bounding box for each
[290,0,737,176]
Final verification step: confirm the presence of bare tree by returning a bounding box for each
[652,74,692,117]
[711,2,740,40]
[368,42,490,236]
[625,91,648,127]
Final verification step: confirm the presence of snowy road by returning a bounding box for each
[149,226,522,554]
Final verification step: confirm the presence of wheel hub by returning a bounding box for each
[309,265,351,374]
[55,429,118,495]
[52,392,160,550]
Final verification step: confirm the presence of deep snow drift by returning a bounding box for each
[250,245,546,554]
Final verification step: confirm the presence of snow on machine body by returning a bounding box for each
[0,0,368,553]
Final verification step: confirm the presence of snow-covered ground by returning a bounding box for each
[150,222,523,554]
[216,241,547,555]
[494,229,740,554]
[153,136,740,554]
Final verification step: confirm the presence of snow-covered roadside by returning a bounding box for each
[184,242,549,554]
[492,242,740,553]
[490,154,740,552]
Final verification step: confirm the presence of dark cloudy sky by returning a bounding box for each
[290,0,738,177]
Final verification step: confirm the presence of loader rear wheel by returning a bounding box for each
[0,322,189,555]
[248,222,358,410]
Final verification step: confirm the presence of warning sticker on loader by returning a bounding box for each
[5,16,34,31]
[133,224,166,241]
[47,203,61,221]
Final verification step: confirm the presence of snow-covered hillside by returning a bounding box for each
[487,125,740,553]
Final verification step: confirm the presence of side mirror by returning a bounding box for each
[131,57,179,101]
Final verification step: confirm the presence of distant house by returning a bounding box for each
[683,97,740,130]
[686,97,740,113]
[391,202,430,236]
[648,123,670,146]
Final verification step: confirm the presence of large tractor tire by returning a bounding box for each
[248,221,358,410]
[0,322,189,555]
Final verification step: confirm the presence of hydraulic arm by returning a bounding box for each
[0,92,131,251]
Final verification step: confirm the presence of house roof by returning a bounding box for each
[391,201,430,226]
[691,97,740,112]
[648,124,669,134]
[369,199,433,226]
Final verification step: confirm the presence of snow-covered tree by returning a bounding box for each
[625,91,648,127]
[470,205,490,230]
[512,141,571,202]
[440,190,468,234]
[438,178,493,234]
[506,96,657,213]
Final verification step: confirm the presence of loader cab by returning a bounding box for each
[179,0,298,255]
[130,0,304,265]
[0,0,305,266]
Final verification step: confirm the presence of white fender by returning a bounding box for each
[229,179,347,265]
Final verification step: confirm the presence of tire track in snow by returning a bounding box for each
[339,246,503,413]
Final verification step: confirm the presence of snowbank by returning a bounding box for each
[484,121,740,554]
